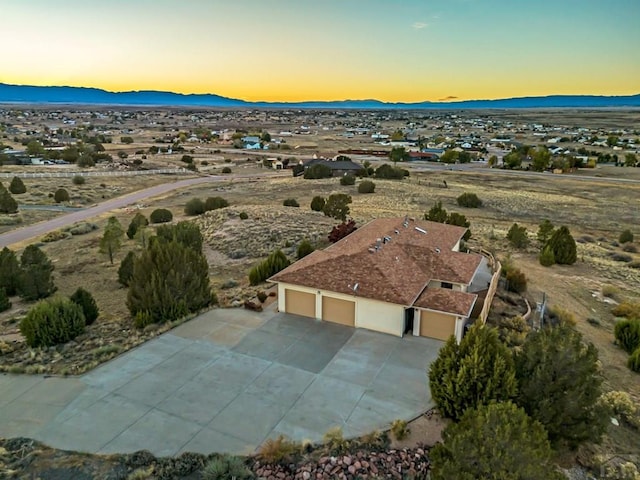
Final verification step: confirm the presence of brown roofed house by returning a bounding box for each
[269,217,490,342]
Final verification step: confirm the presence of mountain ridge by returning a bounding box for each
[1,83,639,109]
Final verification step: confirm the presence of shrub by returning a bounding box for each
[19,245,56,301]
[126,213,149,239]
[358,180,376,193]
[614,319,640,354]
[609,252,633,263]
[539,245,555,266]
[340,174,356,186]
[456,192,482,208]
[185,198,206,216]
[429,402,561,480]
[425,201,448,223]
[548,306,576,327]
[201,454,254,480]
[249,250,290,285]
[612,301,640,319]
[602,285,620,300]
[505,268,527,293]
[619,229,634,244]
[257,291,268,303]
[323,427,349,455]
[310,196,325,212]
[118,251,136,287]
[629,348,640,373]
[506,223,529,249]
[429,324,517,421]
[221,166,232,174]
[69,222,98,236]
[239,211,248,220]
[303,163,332,179]
[390,419,410,440]
[0,287,10,312]
[283,198,299,207]
[72,175,86,185]
[328,220,357,243]
[205,196,229,211]
[19,297,85,348]
[54,188,70,203]
[297,239,315,259]
[323,193,352,221]
[181,154,194,164]
[599,391,638,424]
[69,287,99,325]
[156,221,204,252]
[374,163,406,180]
[258,435,298,464]
[622,243,638,253]
[9,176,26,194]
[150,208,173,223]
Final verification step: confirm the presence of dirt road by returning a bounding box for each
[0,173,285,248]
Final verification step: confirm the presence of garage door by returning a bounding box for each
[419,310,456,340]
[322,296,355,327]
[285,289,316,318]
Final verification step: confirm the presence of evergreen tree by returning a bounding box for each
[69,287,99,325]
[310,196,325,212]
[0,183,18,214]
[127,239,213,325]
[546,226,577,265]
[506,223,529,249]
[19,297,85,348]
[19,245,56,301]
[537,219,555,246]
[118,251,136,287]
[126,212,148,239]
[0,247,22,296]
[322,193,352,221]
[54,188,70,203]
[0,287,11,312]
[539,245,556,267]
[430,402,563,480]
[429,324,517,421]
[249,249,290,285]
[9,176,26,194]
[156,221,203,252]
[99,216,124,264]
[447,212,471,240]
[515,323,608,448]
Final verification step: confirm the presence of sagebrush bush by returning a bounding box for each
[599,391,638,423]
[358,180,376,193]
[548,306,577,327]
[149,208,173,223]
[72,175,86,185]
[614,319,640,354]
[340,174,355,186]
[619,229,634,244]
[622,243,638,253]
[506,268,527,293]
[20,297,85,347]
[612,302,640,319]
[283,198,300,207]
[70,287,99,325]
[457,192,483,208]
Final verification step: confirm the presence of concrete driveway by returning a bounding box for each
[0,307,442,457]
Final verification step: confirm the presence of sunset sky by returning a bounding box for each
[1,0,639,102]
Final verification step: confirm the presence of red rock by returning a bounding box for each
[343,456,352,466]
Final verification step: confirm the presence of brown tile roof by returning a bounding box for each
[270,217,483,316]
[413,289,478,317]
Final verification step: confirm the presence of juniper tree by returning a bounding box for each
[19,245,56,301]
[0,247,22,296]
[99,216,124,264]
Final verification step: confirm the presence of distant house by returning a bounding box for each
[241,136,262,149]
[302,158,362,177]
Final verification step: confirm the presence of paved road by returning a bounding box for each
[0,308,440,456]
[0,172,286,248]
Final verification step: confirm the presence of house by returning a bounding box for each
[302,158,363,177]
[270,217,495,342]
[241,136,262,149]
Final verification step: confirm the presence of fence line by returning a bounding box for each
[0,168,190,179]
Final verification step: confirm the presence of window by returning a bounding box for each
[441,282,453,289]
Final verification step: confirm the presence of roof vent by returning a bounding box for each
[394,229,400,235]
[383,235,392,243]
[435,247,441,253]
[376,238,382,249]
[415,226,427,234]
[368,247,376,253]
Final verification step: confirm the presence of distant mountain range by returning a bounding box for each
[1,83,639,109]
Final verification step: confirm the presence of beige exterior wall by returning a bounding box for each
[276,283,404,337]
[426,280,466,292]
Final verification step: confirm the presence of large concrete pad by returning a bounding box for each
[0,308,443,457]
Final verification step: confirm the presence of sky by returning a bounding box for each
[1,0,639,102]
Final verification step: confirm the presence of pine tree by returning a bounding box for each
[429,324,517,421]
[515,323,608,448]
[430,402,563,480]
[99,216,124,264]
[19,245,56,301]
[8,176,26,194]
[0,247,22,296]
